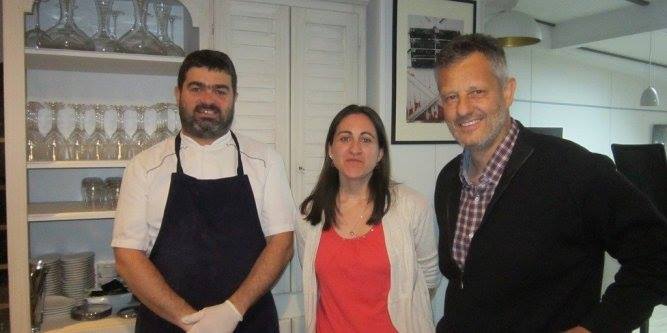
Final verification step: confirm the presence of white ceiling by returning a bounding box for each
[496,0,667,66]
[517,0,634,24]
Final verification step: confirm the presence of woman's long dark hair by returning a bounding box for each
[300,105,391,229]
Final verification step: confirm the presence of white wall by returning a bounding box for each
[366,0,667,323]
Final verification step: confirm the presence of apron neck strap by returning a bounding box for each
[175,134,183,174]
[230,131,244,176]
[174,132,244,176]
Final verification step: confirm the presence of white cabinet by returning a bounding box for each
[3,0,366,331]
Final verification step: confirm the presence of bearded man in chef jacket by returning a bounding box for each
[112,49,296,333]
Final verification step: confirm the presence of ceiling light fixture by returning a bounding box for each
[640,32,660,107]
[485,7,542,47]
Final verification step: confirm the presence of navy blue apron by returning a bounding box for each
[135,132,279,333]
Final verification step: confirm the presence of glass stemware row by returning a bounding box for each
[25,0,185,56]
[26,101,181,162]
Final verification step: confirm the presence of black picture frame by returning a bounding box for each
[391,0,476,144]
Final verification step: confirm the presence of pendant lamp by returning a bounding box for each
[640,32,660,107]
[485,9,542,47]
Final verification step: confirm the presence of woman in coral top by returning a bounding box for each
[296,105,441,333]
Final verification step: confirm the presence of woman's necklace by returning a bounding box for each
[342,213,367,237]
[336,197,371,237]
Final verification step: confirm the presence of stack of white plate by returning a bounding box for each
[61,252,95,301]
[32,253,63,296]
[42,295,76,321]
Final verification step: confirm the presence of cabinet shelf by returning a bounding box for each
[26,48,183,75]
[28,160,128,169]
[28,202,115,222]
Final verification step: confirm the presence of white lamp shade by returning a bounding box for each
[485,10,542,47]
[640,86,660,106]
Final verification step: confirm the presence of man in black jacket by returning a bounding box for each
[434,33,667,332]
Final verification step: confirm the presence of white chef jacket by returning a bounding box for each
[111,131,297,254]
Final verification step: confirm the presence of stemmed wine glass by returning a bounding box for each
[25,0,57,49]
[118,0,165,55]
[106,105,130,160]
[168,15,180,42]
[26,102,47,162]
[110,10,125,39]
[153,1,184,56]
[85,104,108,160]
[92,0,121,52]
[129,106,151,158]
[46,0,95,51]
[67,103,87,161]
[168,103,180,136]
[43,102,69,161]
[151,103,172,145]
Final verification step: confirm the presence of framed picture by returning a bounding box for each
[391,0,476,144]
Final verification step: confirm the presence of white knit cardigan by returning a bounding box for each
[296,184,441,333]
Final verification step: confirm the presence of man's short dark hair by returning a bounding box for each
[177,49,238,93]
[435,33,509,85]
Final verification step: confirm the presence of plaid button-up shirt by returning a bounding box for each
[452,119,519,270]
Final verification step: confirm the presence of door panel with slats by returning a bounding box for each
[291,7,361,206]
[215,1,290,160]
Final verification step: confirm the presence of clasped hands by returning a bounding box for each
[181,300,242,333]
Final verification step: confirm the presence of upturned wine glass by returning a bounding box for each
[153,1,184,56]
[43,102,69,161]
[110,10,125,39]
[129,106,151,158]
[168,15,180,42]
[118,0,165,55]
[151,103,172,145]
[46,0,95,51]
[92,0,121,52]
[168,103,180,135]
[25,0,57,49]
[26,102,47,161]
[67,103,87,161]
[106,105,130,160]
[85,104,108,160]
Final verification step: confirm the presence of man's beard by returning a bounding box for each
[179,103,234,140]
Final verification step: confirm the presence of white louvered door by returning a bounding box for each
[215,0,290,159]
[290,6,363,206]
[214,2,365,332]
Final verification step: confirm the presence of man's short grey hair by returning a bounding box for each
[435,33,509,86]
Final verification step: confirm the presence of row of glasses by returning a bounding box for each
[26,102,181,162]
[81,177,122,208]
[26,0,185,55]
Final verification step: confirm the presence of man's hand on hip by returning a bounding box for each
[182,300,242,333]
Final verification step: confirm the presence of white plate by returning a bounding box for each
[44,295,76,310]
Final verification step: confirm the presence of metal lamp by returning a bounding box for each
[640,32,660,107]
[485,10,542,47]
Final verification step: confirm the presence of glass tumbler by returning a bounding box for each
[81,177,105,208]
[104,177,122,209]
